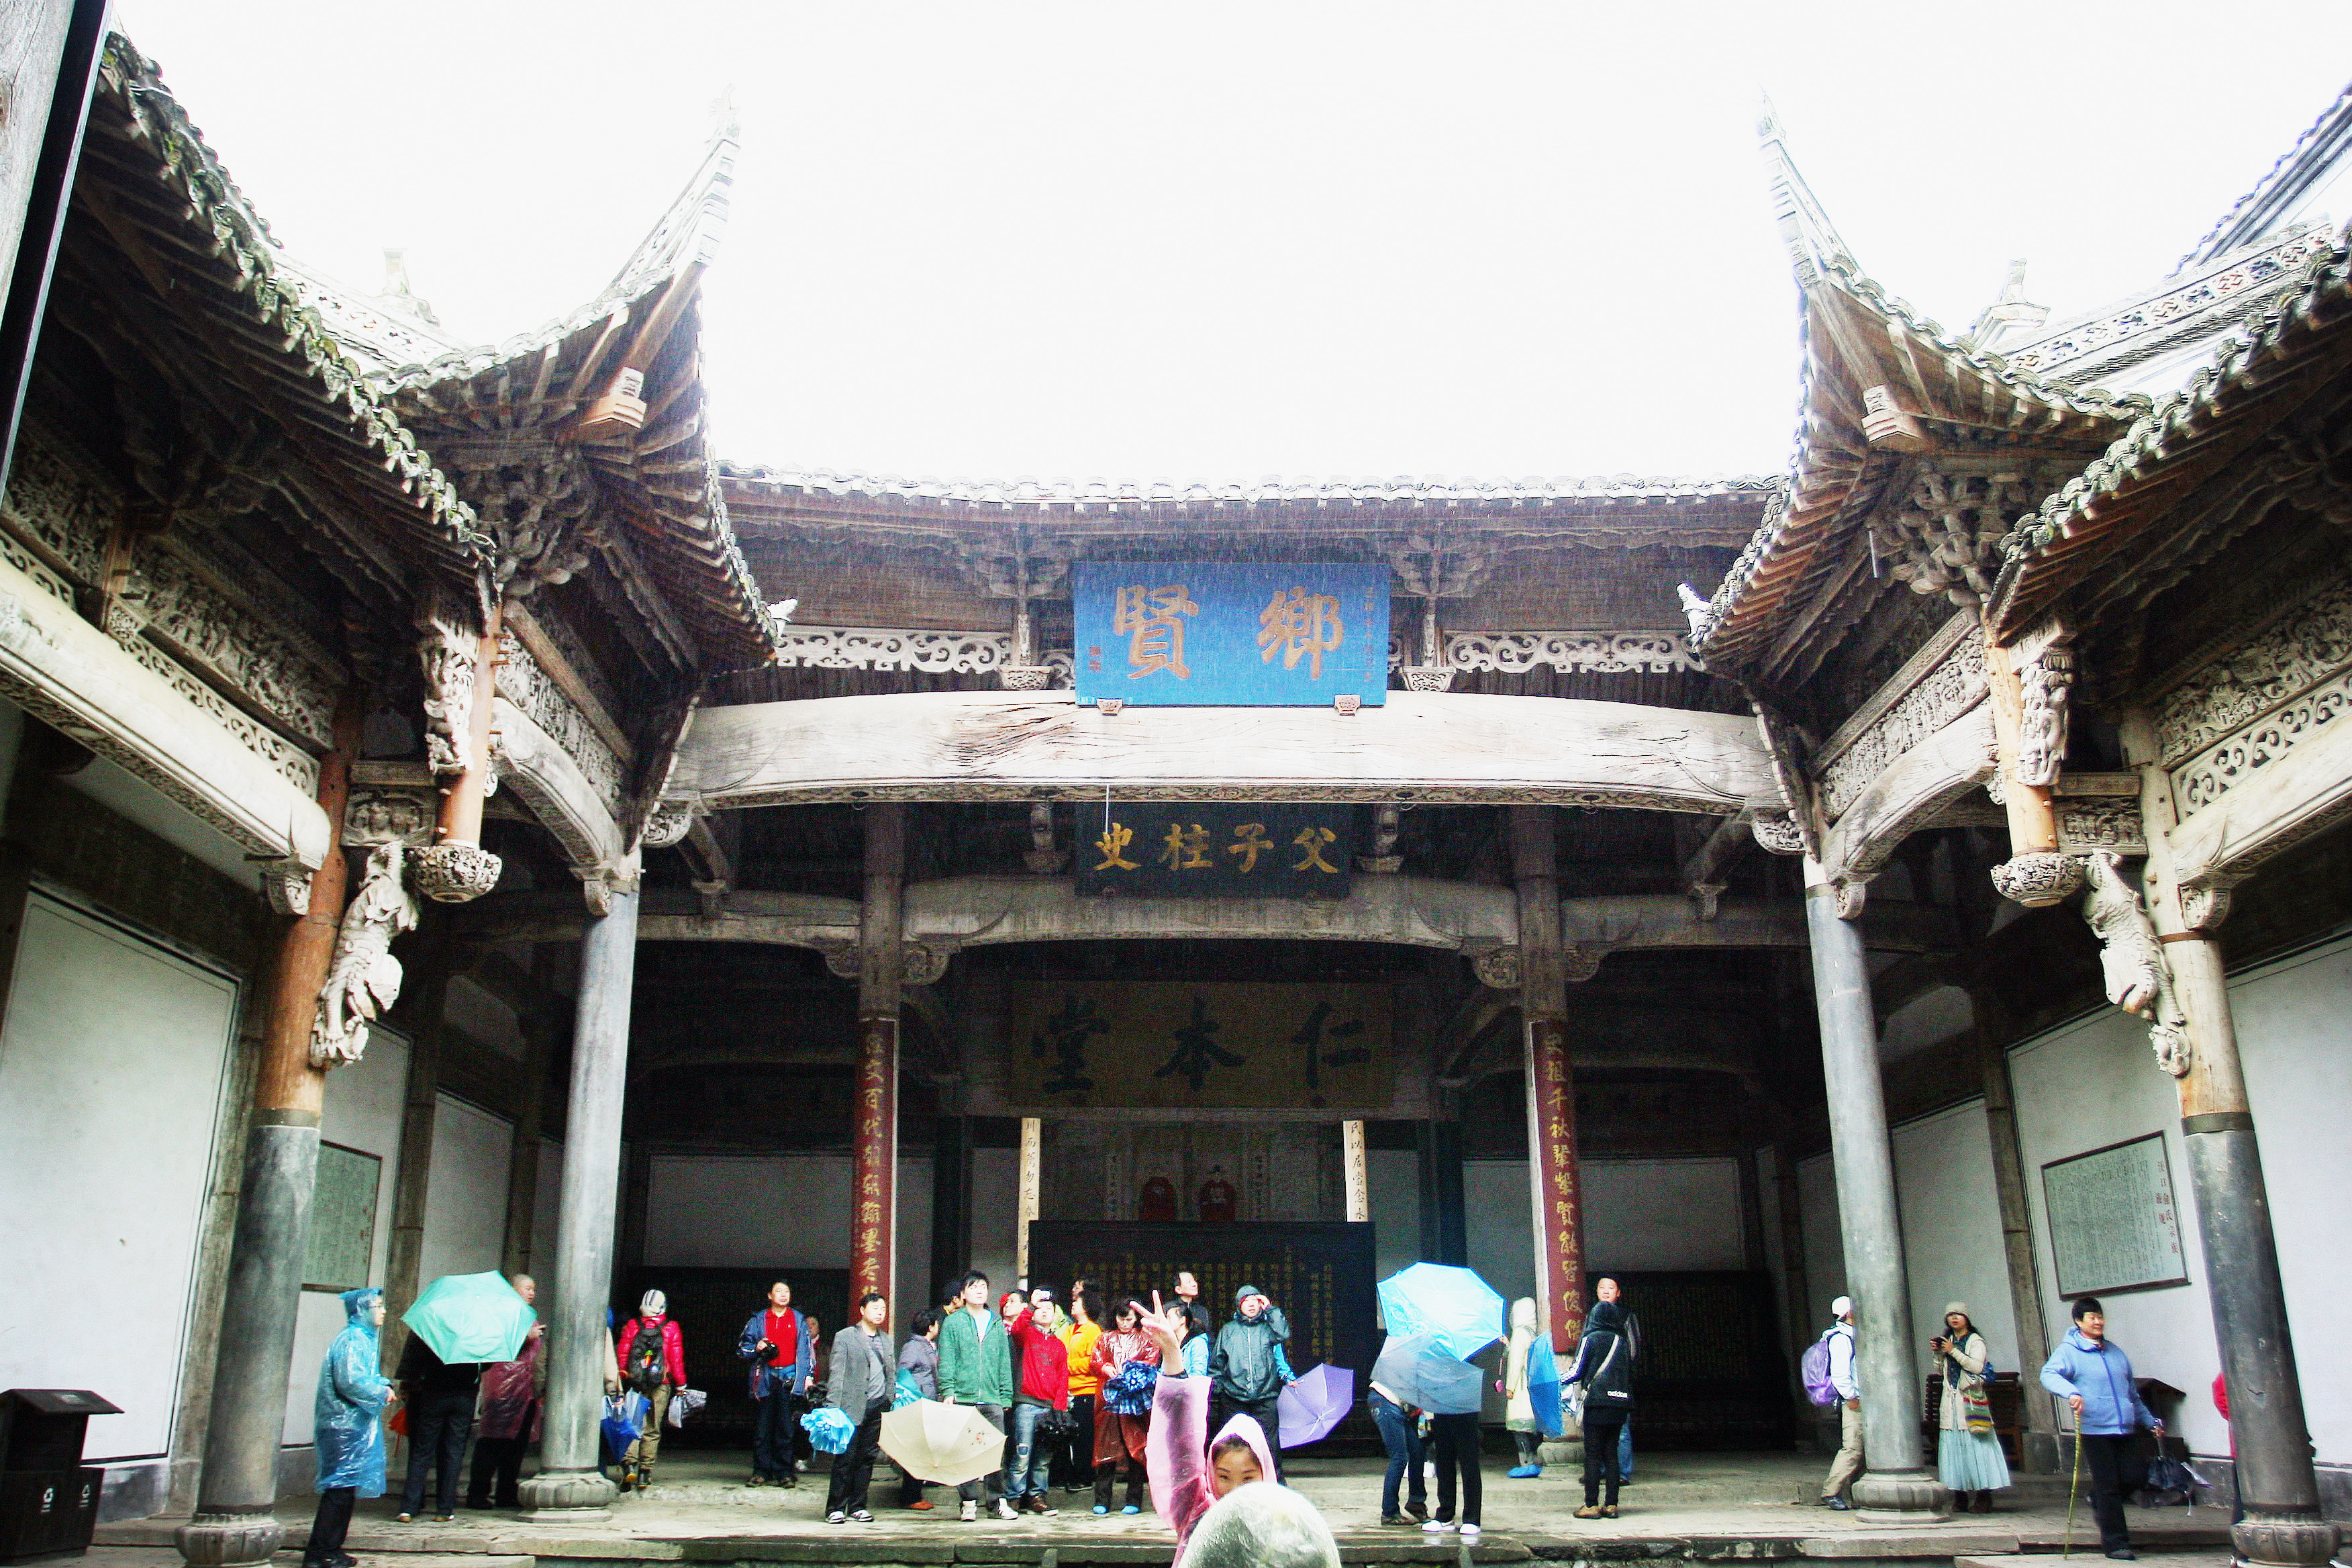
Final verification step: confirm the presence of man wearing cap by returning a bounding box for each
[615,1289,686,1489]
[1818,1297,1861,1510]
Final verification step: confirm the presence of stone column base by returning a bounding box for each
[517,1466,618,1522]
[2233,1512,2341,1567]
[175,1511,283,1568]
[1536,1439,1584,1467]
[1851,1467,1951,1522]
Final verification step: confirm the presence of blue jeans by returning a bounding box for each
[1370,1391,1426,1518]
[1008,1402,1055,1500]
[1619,1417,1634,1479]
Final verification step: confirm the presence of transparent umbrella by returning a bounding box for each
[1277,1363,1355,1448]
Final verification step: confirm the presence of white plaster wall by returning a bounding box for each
[970,1145,1019,1291]
[2010,1007,2218,1454]
[1879,984,1974,1060]
[1889,1100,2019,1375]
[1464,1157,1745,1302]
[0,895,238,1462]
[643,1154,935,1306]
[418,1094,513,1284]
[2215,932,2352,1465]
[283,1026,409,1447]
[1587,1158,1745,1271]
[1463,1161,1537,1311]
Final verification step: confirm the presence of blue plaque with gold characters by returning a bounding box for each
[1072,562,1390,706]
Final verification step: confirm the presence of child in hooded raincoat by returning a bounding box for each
[307,1288,395,1568]
[1136,1295,1285,1567]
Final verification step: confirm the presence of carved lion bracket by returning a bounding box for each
[310,842,422,1068]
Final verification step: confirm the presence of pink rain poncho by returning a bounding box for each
[1146,1371,1281,1565]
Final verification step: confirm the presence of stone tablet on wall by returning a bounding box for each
[304,1142,382,1292]
[2041,1133,2189,1297]
[1010,981,1393,1111]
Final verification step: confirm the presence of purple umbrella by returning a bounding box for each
[1277,1363,1355,1449]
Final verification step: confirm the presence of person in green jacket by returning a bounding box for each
[936,1269,1017,1521]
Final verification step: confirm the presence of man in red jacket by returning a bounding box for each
[614,1290,686,1489]
[1006,1287,1072,1514]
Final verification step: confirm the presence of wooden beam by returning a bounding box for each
[669,689,1782,812]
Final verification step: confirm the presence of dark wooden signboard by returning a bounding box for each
[1077,803,1355,897]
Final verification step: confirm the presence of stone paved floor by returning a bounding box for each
[97,1449,2243,1558]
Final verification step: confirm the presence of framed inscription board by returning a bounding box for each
[2041,1133,2188,1297]
[304,1142,382,1292]
[1072,562,1390,707]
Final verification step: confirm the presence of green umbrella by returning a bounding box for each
[403,1272,536,1364]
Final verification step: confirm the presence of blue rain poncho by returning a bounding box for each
[315,1287,393,1495]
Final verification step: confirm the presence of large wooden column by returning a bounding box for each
[1509,805,1583,1351]
[516,887,640,1520]
[1415,1114,1467,1266]
[2120,712,2337,1568]
[177,698,358,1568]
[852,805,905,1308]
[930,1112,974,1305]
[1963,982,2060,1472]
[500,993,556,1277]
[1803,854,1947,1520]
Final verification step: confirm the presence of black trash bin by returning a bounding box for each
[0,1390,120,1563]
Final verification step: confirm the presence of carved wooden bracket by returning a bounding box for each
[1990,850,2085,908]
[1471,943,1602,987]
[2082,850,2191,1076]
[310,842,421,1068]
[824,942,952,987]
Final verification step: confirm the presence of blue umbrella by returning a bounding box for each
[402,1272,536,1365]
[1377,1263,1506,1361]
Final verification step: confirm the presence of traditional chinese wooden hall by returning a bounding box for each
[0,20,2348,1568]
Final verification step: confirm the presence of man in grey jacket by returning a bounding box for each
[1210,1284,1293,1481]
[824,1293,897,1524]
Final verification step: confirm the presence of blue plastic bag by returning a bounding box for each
[600,1389,648,1462]
[801,1403,856,1455]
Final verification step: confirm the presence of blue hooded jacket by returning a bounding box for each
[2039,1327,2157,1436]
[315,1288,393,1495]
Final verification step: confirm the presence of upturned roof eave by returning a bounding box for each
[93,34,493,582]
[1986,233,2352,640]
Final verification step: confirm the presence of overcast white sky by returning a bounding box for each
[109,1,2352,485]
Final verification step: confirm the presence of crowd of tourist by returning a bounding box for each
[301,1265,2181,1565]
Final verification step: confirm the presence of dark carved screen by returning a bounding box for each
[1028,1221,1378,1382]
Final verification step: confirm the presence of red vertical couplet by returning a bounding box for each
[851,1015,898,1306]
[1526,1018,1583,1353]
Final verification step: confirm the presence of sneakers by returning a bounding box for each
[827,1511,848,1525]
[994,1499,1020,1520]
[960,1500,978,1522]
[905,1498,934,1510]
[1825,1497,1853,1511]
[1575,1505,1606,1519]
[394,1514,414,1524]
[1461,1524,1483,1539]
[1020,1496,1057,1516]
[2105,1553,2136,1563]
[1422,1518,1458,1534]
[1405,1500,1428,1521]
[1380,1514,1410,1527]
[851,1510,874,1524]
